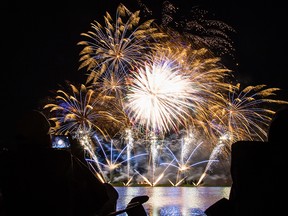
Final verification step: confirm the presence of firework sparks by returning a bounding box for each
[43,83,123,140]
[162,140,218,186]
[89,139,148,183]
[124,55,197,133]
[40,2,288,186]
[78,3,166,84]
[124,38,232,135]
[211,83,288,143]
[160,1,236,56]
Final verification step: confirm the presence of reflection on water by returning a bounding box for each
[115,186,230,216]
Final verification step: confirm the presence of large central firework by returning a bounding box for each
[43,2,288,186]
[125,56,197,133]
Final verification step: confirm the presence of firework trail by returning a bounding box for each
[196,143,223,186]
[162,138,218,186]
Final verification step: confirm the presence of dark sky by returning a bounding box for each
[1,0,288,132]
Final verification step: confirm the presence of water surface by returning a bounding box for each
[115,186,230,216]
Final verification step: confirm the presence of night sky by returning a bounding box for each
[1,0,288,134]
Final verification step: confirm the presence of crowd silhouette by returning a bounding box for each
[0,110,149,216]
[1,106,287,215]
[205,106,288,215]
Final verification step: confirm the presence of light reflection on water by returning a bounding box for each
[115,186,230,216]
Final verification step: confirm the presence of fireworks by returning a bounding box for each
[124,33,233,135]
[43,83,123,140]
[125,56,196,133]
[160,1,236,56]
[41,2,288,185]
[210,83,288,143]
[78,3,166,84]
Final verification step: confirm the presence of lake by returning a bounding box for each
[114,186,231,216]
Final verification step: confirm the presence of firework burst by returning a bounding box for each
[43,83,123,140]
[210,83,288,143]
[78,3,166,84]
[160,1,236,56]
[125,53,202,134]
[124,35,232,136]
